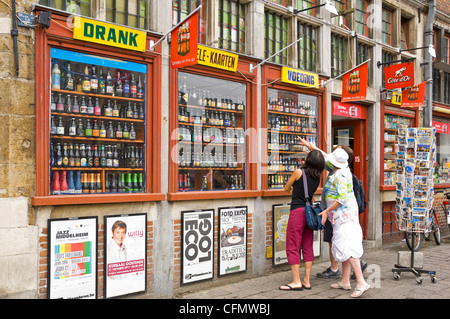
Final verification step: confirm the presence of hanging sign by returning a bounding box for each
[433,121,449,134]
[391,91,402,105]
[332,101,363,119]
[197,45,239,72]
[170,10,199,69]
[384,62,415,90]
[341,61,369,102]
[73,17,146,52]
[401,81,426,108]
[281,67,319,88]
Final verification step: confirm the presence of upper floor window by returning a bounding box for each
[39,0,91,17]
[382,7,393,46]
[265,11,288,65]
[444,72,450,105]
[218,0,246,53]
[443,35,450,64]
[106,0,148,30]
[331,0,345,26]
[297,0,315,16]
[400,17,411,51]
[331,33,347,77]
[381,50,395,84]
[355,0,369,37]
[172,0,207,44]
[357,42,371,85]
[267,0,288,6]
[298,21,317,72]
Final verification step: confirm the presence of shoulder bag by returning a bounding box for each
[302,169,323,231]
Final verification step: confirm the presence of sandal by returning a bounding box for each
[350,285,370,298]
[279,284,303,291]
[330,282,351,290]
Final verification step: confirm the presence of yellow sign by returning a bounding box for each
[281,67,319,88]
[197,45,238,72]
[391,91,402,105]
[73,17,146,52]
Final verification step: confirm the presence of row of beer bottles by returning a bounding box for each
[268,114,317,134]
[178,125,245,144]
[52,142,144,169]
[268,174,289,189]
[51,93,145,119]
[178,172,244,191]
[51,170,144,194]
[179,106,237,128]
[179,148,239,168]
[51,62,144,99]
[51,116,137,140]
[268,96,315,116]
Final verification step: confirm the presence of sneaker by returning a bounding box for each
[316,267,340,279]
[351,260,368,279]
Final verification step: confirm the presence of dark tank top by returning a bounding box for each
[290,171,321,210]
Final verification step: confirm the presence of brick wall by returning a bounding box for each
[38,220,154,299]
[437,0,450,16]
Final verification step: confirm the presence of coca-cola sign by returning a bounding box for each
[384,62,414,90]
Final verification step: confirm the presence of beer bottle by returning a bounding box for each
[89,173,96,194]
[137,75,144,99]
[129,123,136,140]
[106,121,114,138]
[99,144,107,167]
[115,71,123,96]
[139,103,144,120]
[123,122,129,139]
[111,173,118,193]
[138,173,143,192]
[62,143,69,167]
[56,117,65,135]
[80,144,87,167]
[99,121,106,138]
[55,143,62,167]
[87,97,94,115]
[106,69,114,95]
[112,101,120,117]
[72,95,80,113]
[74,143,81,167]
[94,98,101,116]
[98,68,106,95]
[56,93,64,112]
[104,100,113,117]
[68,143,75,167]
[82,65,91,93]
[80,96,88,114]
[52,63,61,90]
[132,173,138,192]
[82,173,89,193]
[68,118,76,136]
[93,144,99,167]
[119,173,125,193]
[113,145,119,168]
[115,122,123,139]
[92,120,99,137]
[133,103,139,119]
[123,75,130,97]
[126,102,133,118]
[75,171,82,193]
[126,173,132,192]
[52,171,60,195]
[76,74,83,92]
[90,66,98,94]
[106,145,113,168]
[105,173,111,193]
[51,116,56,135]
[96,173,102,193]
[65,63,74,91]
[76,118,84,137]
[86,144,93,167]
[85,119,93,137]
[51,93,56,112]
[130,74,137,98]
[60,170,69,193]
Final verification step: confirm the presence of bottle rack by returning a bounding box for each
[49,57,146,195]
[267,89,318,190]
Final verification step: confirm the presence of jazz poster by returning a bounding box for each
[218,206,248,276]
[272,204,290,266]
[181,209,214,285]
[170,10,199,69]
[104,213,147,298]
[341,61,368,103]
[48,217,97,299]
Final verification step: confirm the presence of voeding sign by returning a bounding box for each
[384,62,414,90]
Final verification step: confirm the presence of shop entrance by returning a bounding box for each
[332,119,368,238]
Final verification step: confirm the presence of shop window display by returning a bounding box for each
[49,48,147,195]
[176,72,247,191]
[435,117,450,184]
[266,88,318,189]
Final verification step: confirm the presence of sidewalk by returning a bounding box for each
[178,235,450,300]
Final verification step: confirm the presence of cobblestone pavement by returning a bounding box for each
[178,235,450,300]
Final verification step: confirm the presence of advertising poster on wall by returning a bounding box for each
[218,206,247,276]
[341,61,368,103]
[48,217,98,299]
[104,214,147,298]
[170,10,199,69]
[273,204,290,266]
[181,209,214,285]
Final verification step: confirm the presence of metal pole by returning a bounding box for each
[424,0,436,127]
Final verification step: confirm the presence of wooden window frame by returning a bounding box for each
[382,7,393,46]
[218,0,246,54]
[331,33,347,78]
[297,21,317,72]
[105,0,148,30]
[265,11,288,65]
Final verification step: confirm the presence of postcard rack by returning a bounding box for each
[392,127,437,284]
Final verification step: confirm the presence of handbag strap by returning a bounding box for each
[302,169,310,202]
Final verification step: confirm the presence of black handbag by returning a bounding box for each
[302,169,323,231]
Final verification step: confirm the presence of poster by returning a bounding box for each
[341,61,368,102]
[170,10,199,69]
[104,214,147,298]
[401,81,426,108]
[272,204,290,266]
[181,209,214,284]
[48,217,97,299]
[218,206,247,276]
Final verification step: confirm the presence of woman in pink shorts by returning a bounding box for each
[279,150,324,291]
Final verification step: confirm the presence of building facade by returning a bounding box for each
[0,0,449,298]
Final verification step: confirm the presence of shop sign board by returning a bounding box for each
[280,67,319,88]
[341,61,368,103]
[197,45,238,72]
[48,217,98,299]
[218,206,248,276]
[170,10,199,69]
[391,91,402,105]
[384,62,415,90]
[104,214,147,298]
[433,121,449,134]
[332,100,363,119]
[181,209,214,284]
[401,81,426,108]
[73,16,146,52]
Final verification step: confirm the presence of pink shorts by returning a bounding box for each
[286,207,314,264]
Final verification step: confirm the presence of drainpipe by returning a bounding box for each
[11,0,19,76]
[424,0,436,127]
